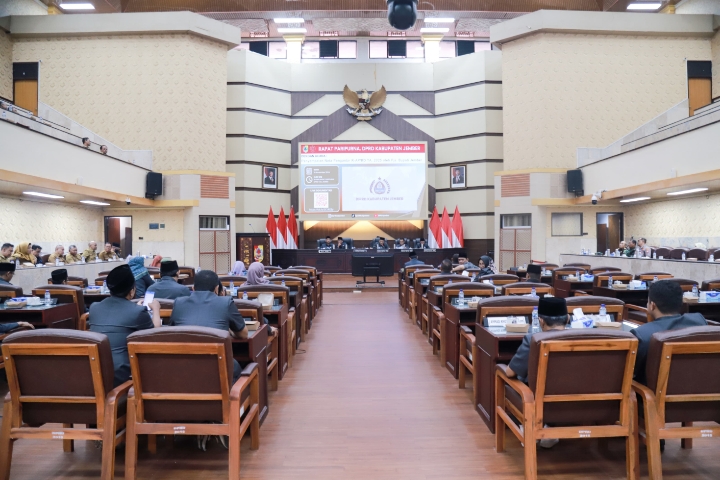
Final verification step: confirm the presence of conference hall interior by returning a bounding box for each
[2,0,720,479]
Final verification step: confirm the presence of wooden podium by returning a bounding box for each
[236,233,271,266]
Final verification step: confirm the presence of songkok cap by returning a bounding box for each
[51,269,68,283]
[538,297,568,317]
[409,250,418,257]
[160,260,179,277]
[527,264,542,274]
[0,262,16,272]
[106,264,135,296]
[458,251,468,258]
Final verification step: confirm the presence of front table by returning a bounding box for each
[232,324,269,424]
[0,303,78,329]
[593,286,649,307]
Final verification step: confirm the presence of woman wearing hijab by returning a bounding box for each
[150,255,163,268]
[230,260,247,276]
[474,256,494,279]
[10,242,36,265]
[128,256,155,298]
[242,262,269,286]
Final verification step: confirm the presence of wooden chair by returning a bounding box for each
[413,269,440,329]
[686,248,708,261]
[478,274,520,286]
[267,276,307,343]
[155,299,175,325]
[31,285,86,327]
[636,272,673,281]
[563,263,591,270]
[0,329,130,480]
[495,329,639,480]
[551,268,586,287]
[632,326,720,479]
[590,266,623,274]
[0,285,23,300]
[408,268,438,324]
[219,275,247,287]
[46,276,89,288]
[402,265,431,311]
[125,327,260,480]
[235,299,279,393]
[654,247,672,259]
[701,278,720,291]
[0,325,34,371]
[292,266,321,309]
[536,263,559,271]
[666,278,699,292]
[276,269,314,327]
[669,248,689,260]
[177,266,195,285]
[593,272,634,287]
[426,274,466,359]
[502,282,554,298]
[265,266,281,275]
[566,296,626,322]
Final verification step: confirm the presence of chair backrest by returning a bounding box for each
[236,284,290,306]
[477,296,539,325]
[178,266,196,283]
[537,263,559,271]
[218,275,247,287]
[94,276,107,286]
[566,296,625,321]
[666,278,699,292]
[527,329,637,425]
[551,268,587,285]
[701,278,720,291]
[127,326,234,423]
[502,282,554,297]
[403,264,431,284]
[562,263,591,270]
[31,285,86,321]
[156,298,175,321]
[0,284,23,299]
[265,266,281,274]
[636,272,673,281]
[45,276,89,288]
[317,239,332,249]
[292,266,318,277]
[646,326,720,424]
[1,329,114,427]
[686,248,708,261]
[275,269,311,282]
[413,269,440,290]
[267,276,303,293]
[590,266,622,274]
[593,272,634,287]
[654,247,672,258]
[669,248,689,260]
[233,299,264,321]
[441,282,494,306]
[477,274,519,285]
[427,274,466,291]
[41,254,51,263]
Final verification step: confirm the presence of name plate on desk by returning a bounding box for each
[376,249,389,253]
[422,248,437,252]
[354,249,368,253]
[317,250,332,254]
[485,316,527,327]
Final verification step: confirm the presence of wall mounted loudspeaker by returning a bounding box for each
[146,172,163,199]
[567,169,583,197]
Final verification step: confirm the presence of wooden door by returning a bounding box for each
[106,217,121,245]
[14,80,38,116]
[597,223,608,254]
[688,78,711,116]
[608,214,621,251]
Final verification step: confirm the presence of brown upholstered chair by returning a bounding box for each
[155,299,175,324]
[177,266,195,285]
[40,254,51,263]
[686,248,708,261]
[264,266,281,274]
[632,326,720,479]
[593,272,634,287]
[701,278,720,291]
[566,296,626,321]
[94,276,108,287]
[0,284,23,300]
[590,266,622,274]
[291,266,321,310]
[426,274,467,358]
[666,278,699,292]
[653,247,672,259]
[536,263,559,271]
[495,329,639,480]
[402,264,431,311]
[235,299,279,392]
[276,269,315,323]
[31,285,86,326]
[478,274,520,286]
[218,275,247,287]
[267,276,307,342]
[46,276,89,288]
[502,282,554,297]
[124,327,259,480]
[412,269,440,328]
[0,329,130,480]
[636,272,673,281]
[563,263,591,269]
[669,248,689,260]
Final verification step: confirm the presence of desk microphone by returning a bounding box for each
[249,223,256,232]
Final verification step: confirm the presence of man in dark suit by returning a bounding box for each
[404,250,424,267]
[526,264,542,282]
[0,262,16,285]
[415,238,427,249]
[631,280,707,384]
[452,168,464,185]
[319,236,334,250]
[146,260,191,300]
[336,237,348,249]
[32,245,44,265]
[51,268,68,285]
[170,270,248,381]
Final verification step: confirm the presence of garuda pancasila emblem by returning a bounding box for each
[343,85,387,121]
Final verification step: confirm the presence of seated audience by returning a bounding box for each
[32,245,44,265]
[98,242,118,261]
[230,260,247,276]
[82,241,98,262]
[631,280,708,384]
[150,255,163,268]
[526,263,542,282]
[451,252,476,273]
[320,236,334,250]
[81,137,91,148]
[0,320,33,334]
[11,242,36,265]
[624,239,637,257]
[376,237,387,249]
[395,238,407,249]
[145,260,190,300]
[0,243,13,263]
[337,237,348,249]
[439,258,453,274]
[88,264,161,386]
[170,270,248,382]
[637,237,651,257]
[48,245,66,264]
[404,250,424,267]
[100,145,108,155]
[128,256,154,298]
[243,262,269,286]
[0,262,16,285]
[618,240,626,252]
[51,268,68,285]
[65,244,82,263]
[416,238,427,249]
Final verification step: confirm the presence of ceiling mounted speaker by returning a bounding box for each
[387,0,418,31]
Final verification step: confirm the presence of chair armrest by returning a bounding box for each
[707,319,720,327]
[631,380,656,403]
[573,290,590,296]
[432,305,441,312]
[240,362,258,377]
[624,304,650,322]
[496,364,535,404]
[230,365,257,401]
[106,379,133,406]
[460,325,473,334]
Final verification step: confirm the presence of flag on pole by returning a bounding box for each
[276,207,287,249]
[428,206,441,248]
[451,206,464,248]
[265,206,277,249]
[440,207,452,248]
[287,206,298,249]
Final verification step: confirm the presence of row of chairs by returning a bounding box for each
[398,263,720,479]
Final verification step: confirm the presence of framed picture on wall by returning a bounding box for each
[262,165,278,189]
[450,165,466,189]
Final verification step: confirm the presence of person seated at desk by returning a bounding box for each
[32,245,44,265]
[337,237,348,249]
[631,280,707,385]
[394,238,407,249]
[88,264,161,387]
[451,252,476,273]
[10,242,36,265]
[145,260,190,300]
[440,258,453,274]
[47,245,66,264]
[65,245,82,264]
[242,262,269,286]
[82,241,98,262]
[376,237,388,249]
[405,250,424,267]
[618,240,626,253]
[526,263,542,282]
[98,242,118,262]
[319,236,335,250]
[112,242,122,259]
[415,238,427,249]
[170,270,248,382]
[230,260,247,276]
[0,262,16,285]
[51,268,68,285]
[129,256,155,298]
[637,237,651,258]
[624,239,637,257]
[0,243,13,263]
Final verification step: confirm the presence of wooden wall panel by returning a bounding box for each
[500,174,530,197]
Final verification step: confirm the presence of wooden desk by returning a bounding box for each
[426,288,443,344]
[83,291,111,307]
[683,300,720,321]
[443,300,478,379]
[554,278,593,298]
[232,324,269,424]
[262,304,289,379]
[0,303,78,329]
[592,286,649,307]
[473,326,525,433]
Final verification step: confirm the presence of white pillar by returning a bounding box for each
[284,35,304,64]
[422,34,443,63]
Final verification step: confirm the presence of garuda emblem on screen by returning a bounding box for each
[343,85,387,121]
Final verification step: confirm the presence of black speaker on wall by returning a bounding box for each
[146,172,163,199]
[567,169,583,197]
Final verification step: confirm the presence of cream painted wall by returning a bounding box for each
[0,0,47,17]
[502,32,711,171]
[13,33,228,172]
[712,30,720,99]
[104,208,186,262]
[0,30,12,101]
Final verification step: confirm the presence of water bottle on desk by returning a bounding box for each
[15,259,20,268]
[229,281,234,290]
[458,289,465,305]
[692,285,699,297]
[575,270,579,279]
[448,279,452,285]
[599,304,607,322]
[608,275,613,287]
[44,290,50,305]
[531,307,540,333]
[653,275,658,282]
[682,252,686,261]
[531,287,537,297]
[242,291,248,301]
[710,254,715,262]
[281,280,286,287]
[102,280,108,294]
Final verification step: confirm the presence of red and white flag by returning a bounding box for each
[276,207,287,249]
[265,206,277,249]
[440,207,452,248]
[286,206,298,249]
[451,206,464,248]
[428,206,441,248]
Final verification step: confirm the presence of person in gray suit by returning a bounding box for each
[170,270,247,381]
[145,260,191,300]
[631,280,707,385]
[88,264,161,386]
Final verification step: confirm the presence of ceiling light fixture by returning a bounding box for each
[626,2,662,10]
[274,18,304,23]
[59,2,96,10]
[420,27,450,33]
[666,187,709,196]
[23,191,65,199]
[80,200,110,206]
[423,18,455,23]
[619,197,651,203]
